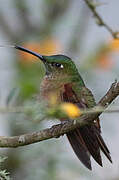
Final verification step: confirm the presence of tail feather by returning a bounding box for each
[66,125,112,170]
[96,133,112,163]
[67,130,92,170]
[79,126,103,167]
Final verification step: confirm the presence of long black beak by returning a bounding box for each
[15,45,45,61]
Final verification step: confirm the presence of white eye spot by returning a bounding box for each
[60,64,64,68]
[51,62,64,69]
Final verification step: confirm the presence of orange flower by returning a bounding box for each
[97,54,112,70]
[109,39,119,51]
[18,38,61,63]
[96,38,119,70]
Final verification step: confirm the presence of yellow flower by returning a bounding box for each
[61,103,82,118]
[109,39,119,51]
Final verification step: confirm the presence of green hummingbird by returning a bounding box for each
[15,45,112,170]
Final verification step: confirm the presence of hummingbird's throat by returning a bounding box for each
[40,72,73,102]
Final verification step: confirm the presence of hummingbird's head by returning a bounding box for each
[15,45,80,82]
[41,54,78,76]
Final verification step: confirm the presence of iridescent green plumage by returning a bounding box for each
[15,45,112,170]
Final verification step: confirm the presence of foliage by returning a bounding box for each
[0,157,10,180]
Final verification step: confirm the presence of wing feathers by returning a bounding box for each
[62,83,112,169]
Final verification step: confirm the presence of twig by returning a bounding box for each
[1,105,119,115]
[0,81,119,148]
[83,0,119,39]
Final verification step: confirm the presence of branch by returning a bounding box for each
[83,0,119,39]
[0,81,119,148]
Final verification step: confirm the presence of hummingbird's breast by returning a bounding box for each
[39,72,77,104]
[39,73,78,106]
[40,74,65,102]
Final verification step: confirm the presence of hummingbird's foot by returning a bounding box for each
[55,135,61,138]
[51,123,65,138]
[61,120,70,124]
[52,120,73,138]
[60,120,73,137]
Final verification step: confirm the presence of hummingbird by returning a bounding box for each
[15,45,112,170]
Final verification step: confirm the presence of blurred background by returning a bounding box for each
[0,0,119,179]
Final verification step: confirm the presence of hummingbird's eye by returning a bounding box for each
[51,63,64,69]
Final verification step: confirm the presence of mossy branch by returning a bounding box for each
[0,81,118,148]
